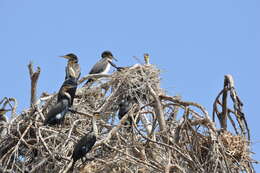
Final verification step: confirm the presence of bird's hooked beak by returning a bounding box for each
[112,56,118,62]
[59,55,71,60]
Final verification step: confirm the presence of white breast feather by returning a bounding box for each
[101,63,111,74]
[56,113,62,119]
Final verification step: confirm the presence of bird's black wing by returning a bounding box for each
[67,86,77,106]
[65,65,69,80]
[118,100,132,120]
[89,59,108,74]
[84,134,96,152]
[72,133,96,161]
[44,99,69,125]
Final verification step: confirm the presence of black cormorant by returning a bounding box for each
[60,53,81,80]
[84,51,118,85]
[44,84,74,125]
[118,98,134,127]
[57,78,78,106]
[71,130,96,169]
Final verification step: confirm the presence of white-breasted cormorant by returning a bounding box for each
[84,51,118,85]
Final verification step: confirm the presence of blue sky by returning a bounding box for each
[0,0,259,170]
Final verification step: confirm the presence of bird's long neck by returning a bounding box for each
[102,57,111,62]
[67,65,76,79]
[145,58,150,65]
[68,60,78,65]
[64,91,71,99]
[64,92,71,102]
[60,90,72,104]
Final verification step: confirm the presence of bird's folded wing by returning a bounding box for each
[89,59,107,74]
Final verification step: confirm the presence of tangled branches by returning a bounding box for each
[0,64,255,172]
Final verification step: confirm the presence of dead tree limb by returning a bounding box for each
[148,85,166,132]
[0,65,254,172]
[213,74,250,140]
[28,62,41,108]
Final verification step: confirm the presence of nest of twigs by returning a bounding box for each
[0,64,255,173]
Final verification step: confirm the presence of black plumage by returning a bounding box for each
[118,99,133,126]
[57,78,77,106]
[71,131,96,169]
[85,51,117,85]
[44,99,69,125]
[44,84,74,126]
[60,53,81,81]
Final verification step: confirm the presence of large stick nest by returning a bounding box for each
[0,64,256,172]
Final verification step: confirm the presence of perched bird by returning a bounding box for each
[85,51,118,85]
[60,53,81,80]
[44,84,75,125]
[58,78,78,106]
[144,53,150,65]
[71,130,96,169]
[118,98,134,127]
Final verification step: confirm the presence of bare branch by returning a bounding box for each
[0,65,254,172]
[28,62,41,108]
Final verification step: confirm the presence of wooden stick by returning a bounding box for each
[28,62,41,107]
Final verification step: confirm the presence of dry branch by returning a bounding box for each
[28,62,41,108]
[0,64,255,173]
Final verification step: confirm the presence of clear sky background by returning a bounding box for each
[0,0,259,171]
